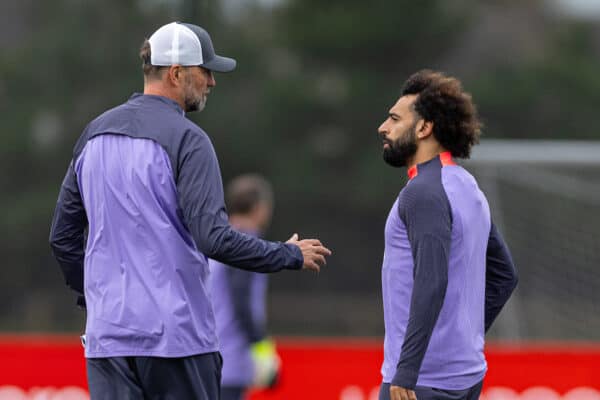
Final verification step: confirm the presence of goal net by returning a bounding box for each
[465,140,600,340]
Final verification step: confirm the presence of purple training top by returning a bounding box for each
[381,152,517,390]
[49,94,303,358]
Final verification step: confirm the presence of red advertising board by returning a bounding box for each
[0,335,598,400]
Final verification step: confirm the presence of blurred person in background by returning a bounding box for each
[376,70,518,400]
[49,21,331,400]
[209,174,281,400]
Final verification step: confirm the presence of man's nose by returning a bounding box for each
[378,121,387,135]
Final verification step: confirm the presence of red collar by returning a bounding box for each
[407,151,455,180]
[407,165,418,180]
[439,151,455,167]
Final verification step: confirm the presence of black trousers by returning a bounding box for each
[87,352,222,400]
[220,386,246,400]
[379,380,483,400]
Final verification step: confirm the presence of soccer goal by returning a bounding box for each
[465,139,600,340]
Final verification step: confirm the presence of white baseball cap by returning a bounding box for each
[148,22,236,73]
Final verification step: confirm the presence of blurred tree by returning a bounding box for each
[471,22,600,139]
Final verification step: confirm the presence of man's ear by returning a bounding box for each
[166,65,183,87]
[416,119,434,139]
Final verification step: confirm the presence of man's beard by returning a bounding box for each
[184,92,206,113]
[382,123,418,168]
[183,75,207,113]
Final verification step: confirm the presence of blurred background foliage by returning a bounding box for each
[1,0,599,337]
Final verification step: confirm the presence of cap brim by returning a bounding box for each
[202,55,236,73]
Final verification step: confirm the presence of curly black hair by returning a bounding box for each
[401,70,482,159]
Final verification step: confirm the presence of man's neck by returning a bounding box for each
[144,84,184,110]
[406,143,448,170]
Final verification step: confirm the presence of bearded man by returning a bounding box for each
[376,70,518,400]
[50,22,331,399]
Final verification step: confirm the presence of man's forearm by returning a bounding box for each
[188,213,303,272]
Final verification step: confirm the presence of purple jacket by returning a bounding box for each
[381,153,517,390]
[49,94,302,358]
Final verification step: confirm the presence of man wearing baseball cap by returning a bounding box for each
[49,22,331,399]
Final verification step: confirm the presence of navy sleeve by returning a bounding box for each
[49,161,88,307]
[176,130,303,272]
[485,222,518,332]
[226,267,266,343]
[392,186,451,389]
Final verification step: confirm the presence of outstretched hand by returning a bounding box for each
[286,233,332,272]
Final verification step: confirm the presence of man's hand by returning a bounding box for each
[286,233,332,272]
[390,385,417,400]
